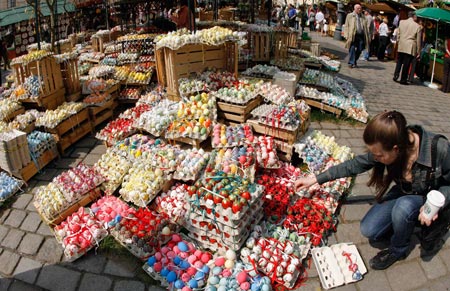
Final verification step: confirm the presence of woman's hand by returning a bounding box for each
[294,176,318,191]
[418,206,438,227]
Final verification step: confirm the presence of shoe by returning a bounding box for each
[369,249,405,270]
[348,64,354,68]
[393,75,399,82]
[399,81,408,85]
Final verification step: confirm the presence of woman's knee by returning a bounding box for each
[391,196,422,223]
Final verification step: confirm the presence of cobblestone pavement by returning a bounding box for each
[1,33,450,291]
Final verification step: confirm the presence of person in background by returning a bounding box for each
[394,11,422,85]
[301,7,308,34]
[295,110,450,270]
[363,9,374,60]
[377,18,390,61]
[344,4,370,68]
[0,39,10,70]
[315,8,325,35]
[417,43,432,82]
[42,24,50,43]
[295,6,302,30]
[288,4,296,28]
[173,0,194,30]
[408,19,426,83]
[308,8,316,31]
[441,34,450,92]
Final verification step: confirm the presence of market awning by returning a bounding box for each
[364,3,397,14]
[0,0,75,27]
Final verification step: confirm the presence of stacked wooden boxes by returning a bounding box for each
[61,58,82,102]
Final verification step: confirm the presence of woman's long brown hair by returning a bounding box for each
[363,111,414,201]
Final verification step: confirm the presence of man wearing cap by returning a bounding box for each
[344,4,370,68]
[393,11,422,85]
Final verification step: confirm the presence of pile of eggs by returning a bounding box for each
[174,148,210,180]
[9,110,41,132]
[155,183,189,224]
[0,172,23,201]
[33,182,69,221]
[91,195,134,229]
[0,99,23,121]
[145,234,213,290]
[136,100,178,136]
[119,88,142,100]
[94,149,131,194]
[27,130,56,158]
[36,102,85,129]
[255,136,279,168]
[212,124,254,148]
[54,207,108,260]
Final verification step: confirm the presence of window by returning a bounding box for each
[8,0,17,8]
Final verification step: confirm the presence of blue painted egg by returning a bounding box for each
[147,256,156,267]
[166,271,177,283]
[178,241,189,252]
[174,279,185,289]
[212,266,222,275]
[188,278,198,289]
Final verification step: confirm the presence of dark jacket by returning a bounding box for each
[316,125,450,207]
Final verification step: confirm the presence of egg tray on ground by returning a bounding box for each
[110,222,178,261]
[212,90,260,105]
[312,243,367,289]
[184,184,264,222]
[203,150,257,183]
[0,174,24,204]
[210,123,255,149]
[185,198,264,234]
[188,231,248,253]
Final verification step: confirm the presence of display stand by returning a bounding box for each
[156,42,238,98]
[251,32,271,62]
[89,99,118,128]
[61,59,82,102]
[302,98,342,117]
[12,148,59,182]
[217,96,262,124]
[2,107,25,122]
[247,119,300,144]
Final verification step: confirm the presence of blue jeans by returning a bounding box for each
[360,186,424,257]
[348,34,365,66]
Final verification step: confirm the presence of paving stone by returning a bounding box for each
[70,147,91,159]
[13,257,42,284]
[78,273,112,291]
[54,158,83,169]
[8,280,43,291]
[18,233,44,255]
[103,258,136,278]
[339,204,372,223]
[70,252,107,274]
[335,223,367,245]
[25,201,37,212]
[386,261,427,291]
[356,269,391,291]
[1,229,25,250]
[36,265,81,291]
[12,194,33,209]
[290,278,321,291]
[90,144,107,154]
[429,275,450,291]
[75,137,97,148]
[113,280,145,291]
[36,238,63,264]
[36,223,53,237]
[419,254,447,280]
[0,225,9,243]
[0,277,12,291]
[332,284,358,291]
[3,209,27,228]
[0,209,11,223]
[0,250,20,275]
[83,153,102,166]
[34,168,58,181]
[20,213,42,232]
[438,248,450,272]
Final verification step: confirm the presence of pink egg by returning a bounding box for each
[172,234,182,242]
[173,246,180,254]
[179,251,189,259]
[188,255,197,264]
[215,257,225,267]
[187,242,196,251]
[153,262,163,272]
[236,271,248,284]
[161,247,169,254]
[222,269,232,277]
[187,267,197,276]
[194,261,204,269]
[194,249,203,259]
[181,287,191,291]
[181,272,191,282]
[239,156,247,164]
[154,252,162,261]
[200,253,211,264]
[161,257,169,265]
[167,251,176,259]
[240,282,250,290]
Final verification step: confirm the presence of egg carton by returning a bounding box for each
[188,230,247,253]
[185,198,264,235]
[240,238,303,289]
[312,243,367,289]
[211,123,255,149]
[119,177,173,207]
[203,150,257,183]
[0,172,24,203]
[212,90,259,105]
[184,184,264,222]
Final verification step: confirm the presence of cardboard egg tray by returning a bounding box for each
[211,123,255,149]
[188,231,247,253]
[312,243,367,289]
[119,176,173,207]
[204,149,257,183]
[185,199,264,235]
[185,192,264,227]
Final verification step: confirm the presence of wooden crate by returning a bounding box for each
[247,119,300,145]
[61,58,81,98]
[302,98,342,117]
[155,48,167,87]
[56,120,93,155]
[252,32,271,62]
[37,188,101,226]
[45,108,90,136]
[89,99,117,128]
[217,96,262,123]
[157,42,238,97]
[274,139,294,162]
[12,147,58,182]
[21,87,66,110]
[54,42,72,54]
[3,107,25,122]
[168,137,204,148]
[13,56,65,100]
[273,31,290,59]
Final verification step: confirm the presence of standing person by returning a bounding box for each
[377,18,390,61]
[344,4,370,68]
[173,0,194,30]
[315,8,325,35]
[393,11,422,85]
[441,35,450,92]
[363,9,374,60]
[308,8,316,31]
[0,39,10,70]
[295,110,450,270]
[287,4,296,28]
[301,8,308,34]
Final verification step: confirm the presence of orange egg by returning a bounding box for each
[179,126,185,133]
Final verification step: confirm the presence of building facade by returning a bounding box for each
[0,0,33,10]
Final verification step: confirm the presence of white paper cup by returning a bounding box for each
[423,190,446,220]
